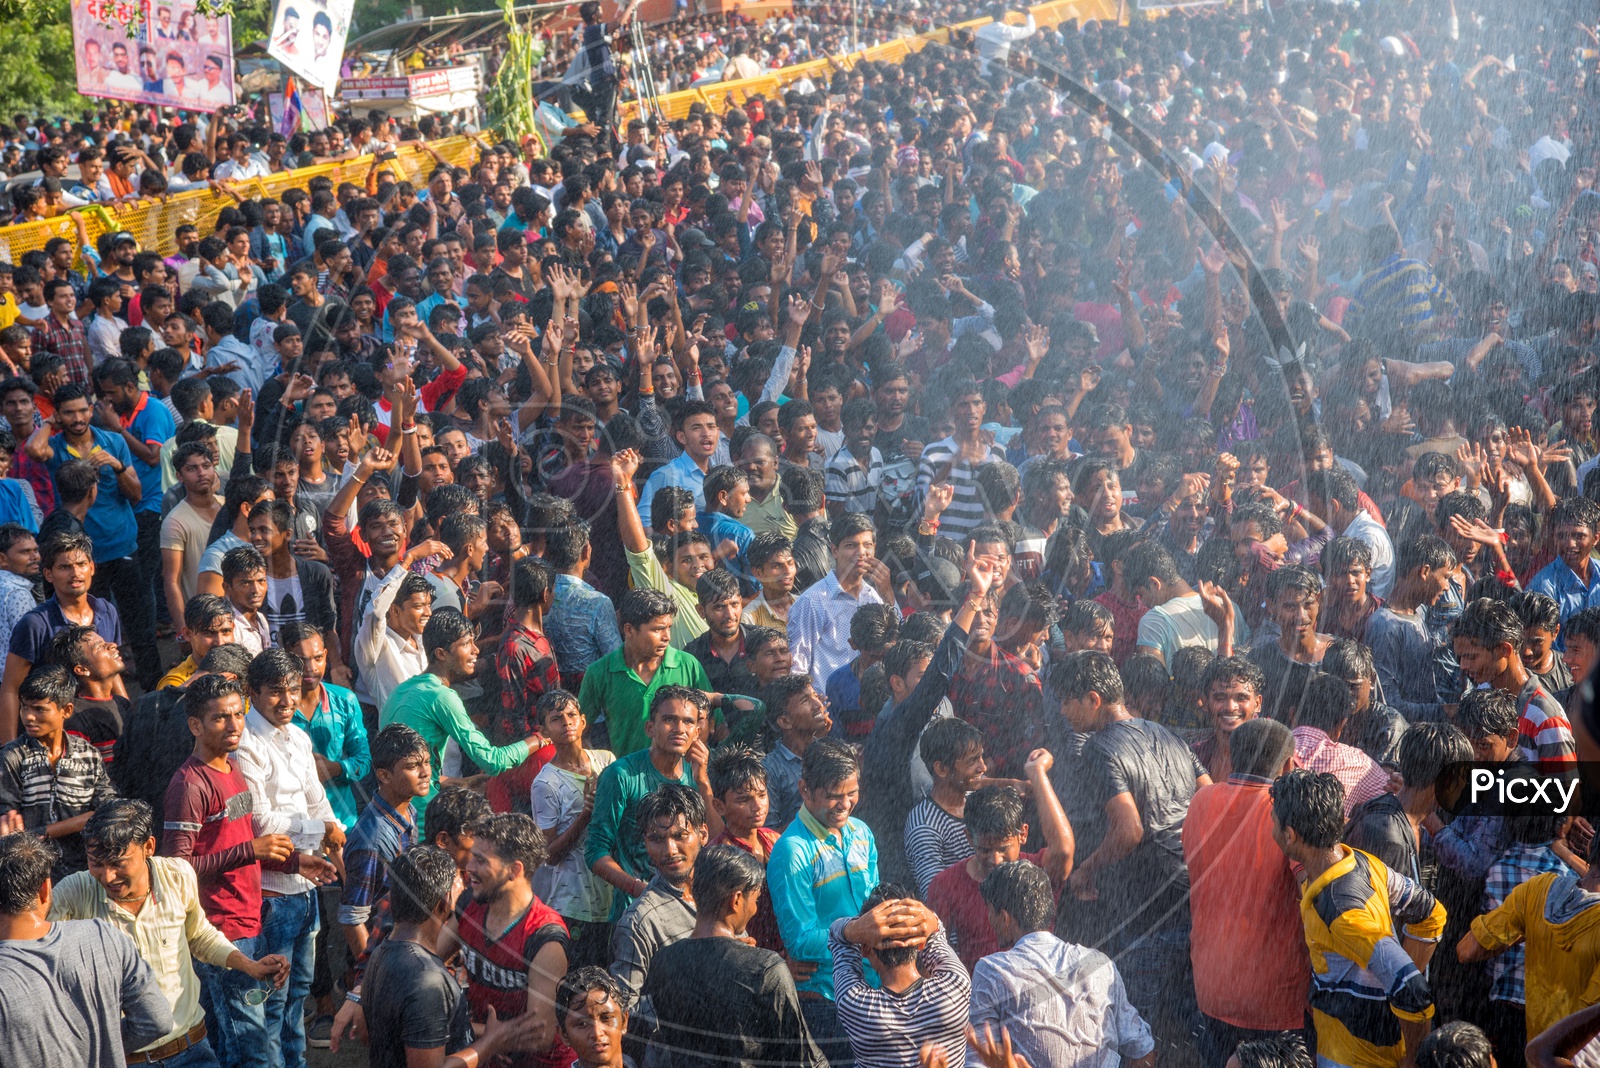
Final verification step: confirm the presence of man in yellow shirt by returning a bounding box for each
[1461,857,1600,1039]
[48,799,288,1064]
[1271,768,1446,1068]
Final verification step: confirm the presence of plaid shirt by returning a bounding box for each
[337,793,417,931]
[34,314,92,390]
[0,732,116,877]
[494,623,560,743]
[1482,841,1571,1004]
[1292,725,1390,816]
[947,642,1050,779]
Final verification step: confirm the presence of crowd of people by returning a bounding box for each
[3,0,1600,1067]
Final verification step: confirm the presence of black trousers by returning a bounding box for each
[93,548,158,691]
[570,77,619,147]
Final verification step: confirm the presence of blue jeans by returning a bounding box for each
[150,1037,223,1067]
[196,933,273,1068]
[259,890,320,1068]
[1107,921,1199,1060]
[799,996,855,1068]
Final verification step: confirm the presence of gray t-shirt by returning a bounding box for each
[0,919,173,1067]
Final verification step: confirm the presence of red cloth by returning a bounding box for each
[1182,778,1310,1030]
[485,742,555,815]
[458,894,577,1068]
[712,826,783,952]
[1094,590,1146,667]
[925,850,1054,972]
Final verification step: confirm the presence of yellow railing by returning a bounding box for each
[0,0,1122,263]
[620,0,1120,123]
[0,135,485,264]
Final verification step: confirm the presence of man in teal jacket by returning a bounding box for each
[769,737,881,1068]
[380,608,538,834]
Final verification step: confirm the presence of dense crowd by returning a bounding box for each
[5,1,1600,1068]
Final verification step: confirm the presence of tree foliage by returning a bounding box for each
[0,0,92,118]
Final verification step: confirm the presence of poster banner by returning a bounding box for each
[268,82,331,134]
[71,0,236,112]
[267,0,353,91]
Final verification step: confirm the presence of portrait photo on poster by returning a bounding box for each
[72,0,235,111]
[266,0,352,91]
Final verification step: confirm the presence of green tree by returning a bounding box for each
[0,1,91,118]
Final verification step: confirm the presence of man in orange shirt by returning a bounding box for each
[1182,717,1311,1068]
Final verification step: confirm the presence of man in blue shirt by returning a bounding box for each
[0,529,123,744]
[1527,497,1600,648]
[23,385,156,690]
[93,358,174,690]
[638,401,720,527]
[769,738,879,1068]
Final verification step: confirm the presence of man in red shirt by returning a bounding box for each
[923,749,1072,971]
[162,673,336,1068]
[1181,717,1311,1068]
[441,812,576,1068]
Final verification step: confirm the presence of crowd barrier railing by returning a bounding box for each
[0,135,485,264]
[619,0,1119,123]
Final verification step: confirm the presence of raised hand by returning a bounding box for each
[786,292,811,326]
[611,447,642,484]
[922,482,955,523]
[1296,234,1320,264]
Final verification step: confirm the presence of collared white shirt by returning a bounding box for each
[232,606,270,655]
[353,566,429,709]
[968,930,1153,1068]
[787,571,896,690]
[234,709,336,895]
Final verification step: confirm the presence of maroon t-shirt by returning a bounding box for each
[925,850,1052,973]
[162,755,281,940]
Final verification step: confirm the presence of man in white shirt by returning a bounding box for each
[787,512,898,690]
[233,647,343,1068]
[352,570,434,710]
[214,133,269,182]
[969,861,1153,1068]
[1130,543,1246,665]
[1304,467,1395,599]
[974,5,1035,74]
[220,544,273,655]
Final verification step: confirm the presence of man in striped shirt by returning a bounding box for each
[825,399,884,520]
[1452,597,1577,772]
[1350,227,1455,339]
[830,888,968,1068]
[914,381,1007,544]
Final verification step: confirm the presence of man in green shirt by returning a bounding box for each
[614,447,711,648]
[380,607,537,833]
[584,685,722,917]
[579,589,713,757]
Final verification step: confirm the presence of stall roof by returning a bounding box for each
[344,3,569,59]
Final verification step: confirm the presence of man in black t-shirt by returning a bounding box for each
[1051,650,1208,1064]
[569,0,642,151]
[365,845,539,1068]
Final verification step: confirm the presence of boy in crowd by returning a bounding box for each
[707,743,783,951]
[586,686,722,912]
[48,622,127,764]
[823,602,897,740]
[1452,597,1577,772]
[760,672,834,831]
[339,724,431,959]
[924,749,1071,970]
[0,663,117,877]
[742,530,798,631]
[531,689,617,970]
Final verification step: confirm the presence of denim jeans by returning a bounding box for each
[799,996,855,1068]
[149,1036,223,1067]
[196,933,273,1068]
[1107,921,1200,1064]
[259,890,320,1068]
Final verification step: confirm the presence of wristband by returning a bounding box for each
[1495,568,1517,586]
[344,990,360,1005]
